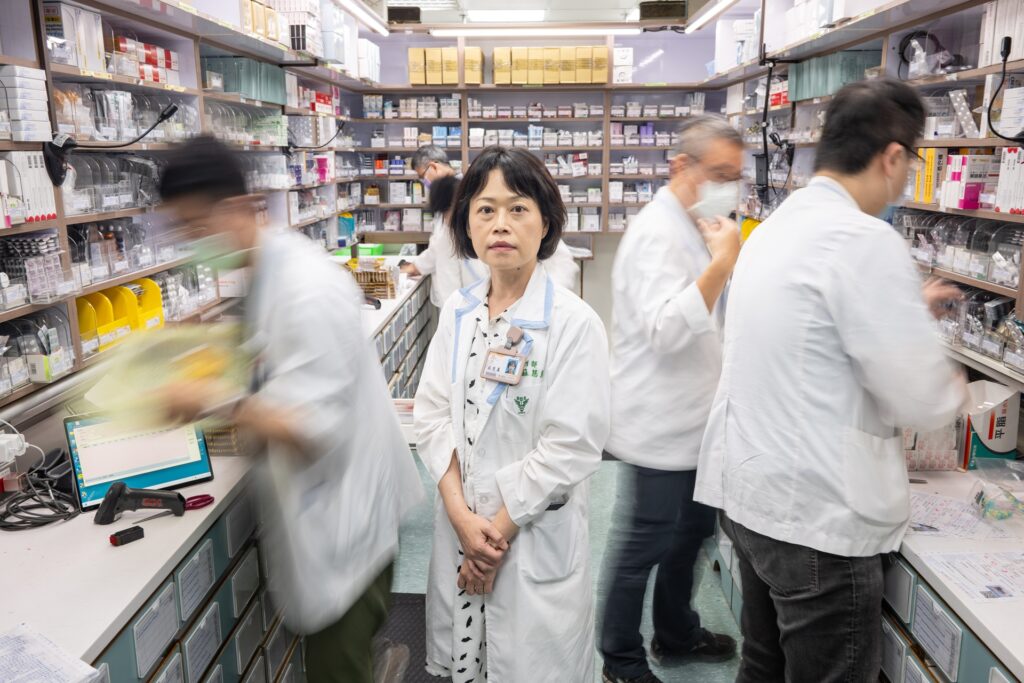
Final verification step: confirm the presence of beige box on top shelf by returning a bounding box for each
[425,48,443,85]
[592,46,609,84]
[493,47,512,85]
[442,47,459,84]
[543,47,560,84]
[464,46,483,85]
[512,47,529,85]
[560,47,576,84]
[575,47,593,84]
[528,47,544,85]
[239,0,253,33]
[408,48,426,85]
[252,1,267,37]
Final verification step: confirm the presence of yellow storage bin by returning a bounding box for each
[104,286,141,332]
[76,298,101,357]
[84,292,130,351]
[132,278,165,332]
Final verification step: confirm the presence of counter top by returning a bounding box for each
[0,456,251,662]
[903,471,1024,680]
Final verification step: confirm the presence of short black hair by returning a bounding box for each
[450,147,564,261]
[159,135,247,203]
[428,173,459,216]
[814,78,925,175]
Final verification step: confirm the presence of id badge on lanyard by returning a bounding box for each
[481,326,528,385]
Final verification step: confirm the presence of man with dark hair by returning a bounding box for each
[157,136,424,683]
[694,79,966,682]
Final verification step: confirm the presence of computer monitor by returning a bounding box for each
[64,415,214,510]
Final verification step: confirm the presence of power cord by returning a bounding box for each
[0,417,80,531]
[987,37,1024,143]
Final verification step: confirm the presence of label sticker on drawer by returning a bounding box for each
[133,582,179,678]
[242,654,267,683]
[911,586,961,681]
[232,547,261,618]
[184,602,222,683]
[226,497,256,558]
[990,668,1011,683]
[177,538,216,621]
[203,664,223,683]
[153,652,184,683]
[880,619,906,682]
[882,557,915,624]
[234,599,264,675]
[905,655,928,683]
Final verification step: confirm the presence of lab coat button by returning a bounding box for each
[479,495,489,504]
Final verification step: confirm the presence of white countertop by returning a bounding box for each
[903,471,1024,679]
[0,456,251,662]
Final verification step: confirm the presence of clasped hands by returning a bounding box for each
[449,507,519,596]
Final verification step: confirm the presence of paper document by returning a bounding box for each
[923,551,1024,601]
[0,624,100,682]
[908,492,1010,540]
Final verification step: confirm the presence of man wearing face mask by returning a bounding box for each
[694,79,966,682]
[599,114,742,683]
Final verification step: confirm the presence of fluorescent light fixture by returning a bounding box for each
[625,8,640,21]
[684,0,738,33]
[637,48,664,70]
[466,9,545,22]
[338,0,389,36]
[429,27,643,37]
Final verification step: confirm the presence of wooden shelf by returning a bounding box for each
[337,175,419,182]
[352,117,462,124]
[744,104,792,115]
[924,266,1018,298]
[49,63,200,95]
[468,146,604,153]
[467,117,604,123]
[943,342,1024,395]
[607,202,649,208]
[290,215,333,230]
[901,202,1024,224]
[565,203,604,208]
[609,174,671,180]
[905,59,1024,88]
[794,95,834,106]
[202,91,283,109]
[65,207,152,225]
[288,180,335,190]
[0,382,52,413]
[609,145,675,152]
[166,297,226,324]
[916,138,1019,148]
[354,203,427,210]
[353,146,461,153]
[0,141,43,151]
[217,141,287,152]
[80,257,192,297]
[610,117,688,122]
[0,301,73,325]
[1,220,61,235]
[0,54,40,69]
[71,141,177,152]
[358,231,431,244]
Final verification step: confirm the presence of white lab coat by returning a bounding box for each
[608,186,726,470]
[250,228,425,634]
[414,264,610,683]
[695,177,965,557]
[414,215,581,304]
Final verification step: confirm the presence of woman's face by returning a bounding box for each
[468,168,547,273]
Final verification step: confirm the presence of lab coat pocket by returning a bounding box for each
[499,383,541,443]
[841,427,909,527]
[521,504,581,583]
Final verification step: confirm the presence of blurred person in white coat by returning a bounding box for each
[695,79,966,683]
[402,145,581,303]
[157,137,425,683]
[414,146,610,683]
[600,115,742,683]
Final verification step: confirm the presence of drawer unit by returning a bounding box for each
[150,647,184,683]
[183,601,224,683]
[230,547,261,620]
[277,638,304,683]
[883,555,917,626]
[882,614,912,683]
[242,653,268,683]
[207,597,265,683]
[224,495,257,560]
[96,579,180,681]
[264,619,294,681]
[374,334,384,360]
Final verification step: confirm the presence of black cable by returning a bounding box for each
[987,37,1024,143]
[758,61,776,219]
[309,121,346,149]
[0,447,80,531]
[74,103,179,149]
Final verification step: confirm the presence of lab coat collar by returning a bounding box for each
[807,175,858,208]
[456,262,553,331]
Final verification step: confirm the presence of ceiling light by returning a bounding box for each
[466,10,545,22]
[429,27,643,37]
[338,0,389,36]
[684,0,738,33]
[625,8,640,21]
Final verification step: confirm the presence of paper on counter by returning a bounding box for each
[0,624,101,682]
[909,492,1010,540]
[922,551,1024,601]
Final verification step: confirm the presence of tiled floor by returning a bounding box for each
[394,459,742,683]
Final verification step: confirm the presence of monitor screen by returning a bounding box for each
[64,416,214,510]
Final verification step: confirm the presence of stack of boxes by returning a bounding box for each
[242,0,291,46]
[42,2,105,72]
[267,0,323,56]
[491,46,609,86]
[408,47,459,86]
[105,34,182,86]
[0,67,51,142]
[358,39,381,83]
[319,0,360,74]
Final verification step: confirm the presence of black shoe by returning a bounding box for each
[601,666,664,683]
[650,629,737,665]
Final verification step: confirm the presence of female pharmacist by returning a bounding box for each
[402,144,581,304]
[414,146,610,683]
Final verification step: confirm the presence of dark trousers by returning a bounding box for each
[600,464,716,678]
[721,515,884,683]
[305,563,394,683]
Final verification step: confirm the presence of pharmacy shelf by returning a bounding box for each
[0,381,57,413]
[354,203,427,210]
[2,220,62,235]
[201,90,282,109]
[352,118,463,124]
[74,141,178,152]
[942,342,1024,395]
[607,202,649,208]
[288,180,336,190]
[609,174,671,180]
[290,215,333,230]
[49,63,200,96]
[902,202,1024,225]
[699,59,769,90]
[0,141,43,151]
[466,117,605,123]
[0,53,40,69]
[794,95,834,106]
[904,58,1024,88]
[353,147,462,153]
[358,231,432,244]
[283,106,339,117]
[924,266,1018,298]
[767,0,979,63]
[744,105,792,115]
[217,142,288,152]
[167,297,227,325]
[467,146,604,153]
[609,145,675,152]
[64,207,153,225]
[565,203,604,208]
[0,301,73,326]
[80,257,193,297]
[337,175,419,182]
[916,138,1019,148]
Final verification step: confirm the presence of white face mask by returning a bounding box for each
[690,179,740,221]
